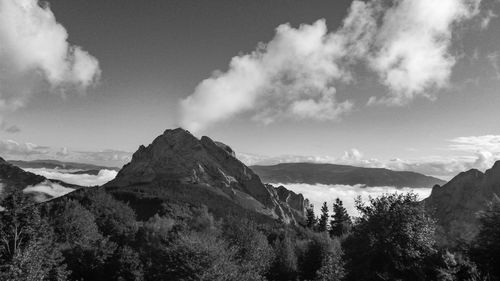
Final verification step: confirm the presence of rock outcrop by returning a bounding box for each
[425,161,500,244]
[105,128,306,224]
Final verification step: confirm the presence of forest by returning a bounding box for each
[1,188,500,281]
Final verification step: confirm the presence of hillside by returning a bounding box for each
[251,162,445,188]
[425,161,500,244]
[0,157,79,203]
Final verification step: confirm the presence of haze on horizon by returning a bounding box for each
[0,0,499,180]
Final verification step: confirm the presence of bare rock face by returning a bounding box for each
[105,128,306,223]
[425,161,500,244]
[275,185,308,214]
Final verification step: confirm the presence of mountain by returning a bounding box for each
[424,161,500,244]
[104,128,308,224]
[9,159,120,171]
[0,157,79,203]
[251,163,446,188]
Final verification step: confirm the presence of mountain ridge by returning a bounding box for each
[425,160,500,244]
[251,162,445,188]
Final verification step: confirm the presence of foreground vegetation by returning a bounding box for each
[1,189,500,281]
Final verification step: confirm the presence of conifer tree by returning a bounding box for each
[329,198,351,237]
[306,205,317,229]
[317,202,329,232]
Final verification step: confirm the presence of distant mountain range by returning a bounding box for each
[251,163,446,188]
[8,159,120,171]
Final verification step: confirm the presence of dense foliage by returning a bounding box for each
[1,189,499,280]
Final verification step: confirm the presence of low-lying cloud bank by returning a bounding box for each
[25,168,118,187]
[276,183,432,217]
[23,180,75,202]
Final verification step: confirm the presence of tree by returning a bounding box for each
[51,199,101,247]
[222,217,274,280]
[162,230,240,281]
[82,190,138,243]
[0,191,68,281]
[268,234,298,281]
[110,246,144,281]
[317,202,329,233]
[329,198,351,237]
[297,232,344,281]
[343,193,438,281]
[472,200,500,280]
[306,205,317,229]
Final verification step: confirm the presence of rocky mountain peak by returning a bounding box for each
[105,128,306,224]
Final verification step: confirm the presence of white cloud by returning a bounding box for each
[363,0,480,105]
[180,0,482,131]
[276,183,432,216]
[481,7,498,29]
[0,0,100,113]
[23,180,75,202]
[180,20,353,132]
[487,52,500,79]
[0,139,49,156]
[24,168,118,187]
[447,135,500,170]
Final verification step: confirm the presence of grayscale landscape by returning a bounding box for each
[1,0,500,280]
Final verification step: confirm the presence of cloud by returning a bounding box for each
[0,0,100,113]
[74,149,132,166]
[238,148,382,168]
[23,180,75,202]
[4,125,20,134]
[0,139,49,156]
[240,142,500,180]
[487,52,500,79]
[0,137,132,167]
[447,135,500,170]
[481,8,498,29]
[25,168,118,187]
[180,20,353,131]
[180,0,482,131]
[450,135,500,152]
[0,121,21,134]
[276,183,432,216]
[361,0,480,105]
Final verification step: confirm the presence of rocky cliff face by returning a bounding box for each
[425,161,500,244]
[105,128,306,224]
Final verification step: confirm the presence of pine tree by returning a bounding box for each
[317,202,329,232]
[306,205,317,229]
[329,198,351,237]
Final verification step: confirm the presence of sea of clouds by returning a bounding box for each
[274,183,432,217]
[23,180,75,202]
[24,168,118,187]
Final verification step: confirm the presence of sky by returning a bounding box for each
[0,0,499,179]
